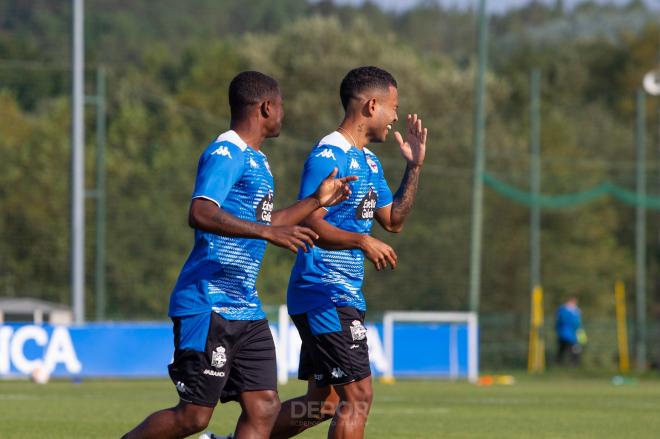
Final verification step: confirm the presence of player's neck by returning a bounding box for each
[230,120,265,150]
[338,119,368,150]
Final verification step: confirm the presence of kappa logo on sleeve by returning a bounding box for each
[211,145,233,159]
[315,148,336,160]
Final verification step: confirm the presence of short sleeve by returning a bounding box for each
[374,158,393,208]
[298,145,346,200]
[192,142,245,207]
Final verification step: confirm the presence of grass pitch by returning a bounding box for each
[1,375,659,438]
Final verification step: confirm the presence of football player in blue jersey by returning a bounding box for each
[271,66,427,439]
[122,71,356,439]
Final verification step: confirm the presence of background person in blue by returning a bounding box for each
[271,66,428,439]
[123,71,356,439]
[555,296,584,366]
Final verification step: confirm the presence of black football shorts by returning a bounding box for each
[291,306,371,387]
[168,312,277,407]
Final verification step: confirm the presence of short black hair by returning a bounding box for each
[340,66,397,111]
[229,71,280,118]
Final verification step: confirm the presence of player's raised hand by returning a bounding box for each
[263,225,319,253]
[360,235,398,271]
[394,114,427,167]
[314,167,358,207]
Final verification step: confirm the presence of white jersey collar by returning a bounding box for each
[317,131,352,153]
[216,130,249,151]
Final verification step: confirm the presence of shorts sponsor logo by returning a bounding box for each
[211,346,227,369]
[350,320,367,341]
[314,373,324,381]
[256,191,274,224]
[350,344,360,350]
[211,145,232,159]
[355,187,377,220]
[331,367,347,379]
[203,369,226,377]
[315,148,336,160]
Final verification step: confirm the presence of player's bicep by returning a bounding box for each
[375,162,393,209]
[375,203,393,230]
[192,144,244,206]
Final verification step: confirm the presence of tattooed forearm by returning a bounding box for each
[391,164,421,226]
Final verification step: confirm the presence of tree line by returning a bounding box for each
[0,0,658,323]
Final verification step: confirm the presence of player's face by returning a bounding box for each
[265,93,284,138]
[369,85,399,143]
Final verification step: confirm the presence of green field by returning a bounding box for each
[1,375,659,438]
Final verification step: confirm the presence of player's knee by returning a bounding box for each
[177,407,212,434]
[255,392,282,422]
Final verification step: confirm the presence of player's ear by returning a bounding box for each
[260,100,271,118]
[363,97,377,118]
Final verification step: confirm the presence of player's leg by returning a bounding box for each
[328,376,373,439]
[122,401,213,439]
[233,390,281,438]
[557,340,567,364]
[122,312,230,438]
[220,319,280,439]
[325,307,372,439]
[570,343,582,367]
[271,322,339,438]
[285,306,372,439]
[270,379,340,438]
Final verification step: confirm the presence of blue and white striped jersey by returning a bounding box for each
[169,130,274,320]
[287,131,393,314]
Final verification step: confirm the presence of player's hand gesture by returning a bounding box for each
[263,225,319,253]
[394,114,427,167]
[314,168,358,207]
[360,235,398,271]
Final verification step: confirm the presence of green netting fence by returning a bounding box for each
[483,172,660,210]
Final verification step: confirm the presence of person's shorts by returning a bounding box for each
[291,306,371,387]
[168,312,277,407]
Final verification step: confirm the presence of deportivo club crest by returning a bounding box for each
[211,346,227,369]
[366,156,379,173]
[350,320,367,341]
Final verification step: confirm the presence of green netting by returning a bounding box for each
[483,172,660,210]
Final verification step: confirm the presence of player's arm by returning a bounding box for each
[271,168,357,226]
[375,114,427,233]
[302,208,398,271]
[189,199,317,253]
[189,143,317,253]
[294,146,396,270]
